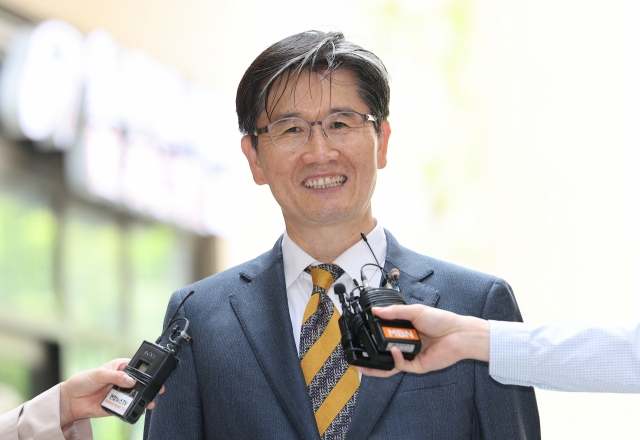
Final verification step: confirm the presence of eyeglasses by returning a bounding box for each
[254,111,376,151]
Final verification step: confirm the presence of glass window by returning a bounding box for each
[62,202,122,333]
[129,223,192,343]
[0,183,58,322]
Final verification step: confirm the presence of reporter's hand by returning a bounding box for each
[356,305,490,378]
[59,358,165,427]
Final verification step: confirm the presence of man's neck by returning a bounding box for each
[285,217,376,263]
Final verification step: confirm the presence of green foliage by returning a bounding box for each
[129,224,182,345]
[0,194,58,319]
[64,216,122,331]
[0,360,29,400]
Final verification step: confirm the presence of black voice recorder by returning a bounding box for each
[336,234,422,371]
[101,291,194,424]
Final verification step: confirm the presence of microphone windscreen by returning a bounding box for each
[334,283,347,296]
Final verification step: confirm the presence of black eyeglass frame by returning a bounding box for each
[253,111,377,151]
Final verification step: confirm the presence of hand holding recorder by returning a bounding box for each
[59,358,164,427]
[356,304,489,378]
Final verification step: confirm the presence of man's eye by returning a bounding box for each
[284,126,301,133]
[331,121,348,129]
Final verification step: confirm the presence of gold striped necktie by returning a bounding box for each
[299,264,359,440]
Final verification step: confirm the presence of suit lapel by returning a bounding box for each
[229,240,319,440]
[347,231,439,440]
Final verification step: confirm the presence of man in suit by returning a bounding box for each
[144,30,540,439]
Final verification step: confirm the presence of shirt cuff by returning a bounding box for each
[62,418,93,440]
[0,404,21,440]
[17,384,65,439]
[14,384,93,440]
[488,320,536,387]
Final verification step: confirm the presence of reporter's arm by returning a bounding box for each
[0,358,163,440]
[489,320,640,392]
[0,383,94,440]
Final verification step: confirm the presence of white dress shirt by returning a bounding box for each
[282,222,387,355]
[489,320,640,393]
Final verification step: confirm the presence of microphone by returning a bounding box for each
[359,231,383,287]
[360,232,381,267]
[389,268,400,290]
[335,283,348,308]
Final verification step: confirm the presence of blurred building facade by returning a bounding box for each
[0,6,222,438]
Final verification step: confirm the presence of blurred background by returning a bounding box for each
[0,0,638,438]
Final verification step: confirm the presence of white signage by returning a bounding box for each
[0,20,83,149]
[0,21,239,237]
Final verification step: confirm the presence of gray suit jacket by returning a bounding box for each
[144,231,540,439]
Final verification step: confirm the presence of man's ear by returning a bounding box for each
[376,119,391,169]
[241,135,267,185]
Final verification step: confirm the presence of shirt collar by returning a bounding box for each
[282,222,387,288]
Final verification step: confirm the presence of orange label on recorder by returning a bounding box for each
[382,327,419,340]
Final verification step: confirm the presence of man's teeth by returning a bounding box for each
[303,176,346,189]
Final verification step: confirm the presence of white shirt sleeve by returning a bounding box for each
[0,384,93,440]
[488,320,640,393]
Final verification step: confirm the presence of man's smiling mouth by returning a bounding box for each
[302,176,347,189]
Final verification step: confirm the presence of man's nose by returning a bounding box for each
[302,124,338,164]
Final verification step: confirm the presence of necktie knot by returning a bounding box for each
[305,264,345,293]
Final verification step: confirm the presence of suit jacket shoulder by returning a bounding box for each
[166,236,284,316]
[384,229,523,322]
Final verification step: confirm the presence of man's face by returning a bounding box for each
[241,69,390,232]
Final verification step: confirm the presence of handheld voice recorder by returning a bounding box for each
[101,291,194,424]
[336,234,422,370]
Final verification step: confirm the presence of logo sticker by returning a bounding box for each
[102,389,134,416]
[382,326,419,340]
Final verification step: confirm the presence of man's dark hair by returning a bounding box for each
[236,30,390,147]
